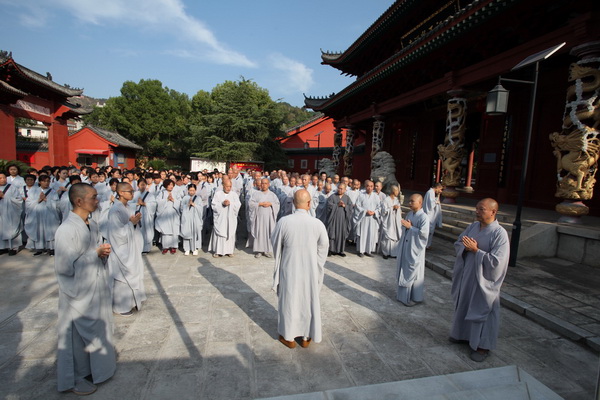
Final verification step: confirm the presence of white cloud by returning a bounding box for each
[269,53,314,94]
[7,0,256,67]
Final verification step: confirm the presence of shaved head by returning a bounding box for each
[480,198,499,212]
[293,189,311,210]
[69,183,94,207]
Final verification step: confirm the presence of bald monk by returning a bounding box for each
[449,198,509,362]
[272,189,329,348]
[396,193,430,306]
[54,183,115,395]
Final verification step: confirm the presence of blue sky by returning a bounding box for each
[0,0,393,107]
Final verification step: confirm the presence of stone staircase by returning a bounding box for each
[258,365,563,400]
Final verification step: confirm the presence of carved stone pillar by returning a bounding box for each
[343,127,355,177]
[551,41,600,223]
[332,127,343,174]
[437,91,467,203]
[371,115,385,168]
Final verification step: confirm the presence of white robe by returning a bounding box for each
[354,192,381,254]
[378,196,402,257]
[0,183,23,249]
[155,191,181,248]
[396,209,429,305]
[180,194,203,252]
[272,209,329,343]
[450,220,509,351]
[107,201,146,313]
[248,190,280,254]
[209,190,241,255]
[54,212,116,392]
[24,186,60,250]
[131,190,157,252]
[423,188,443,247]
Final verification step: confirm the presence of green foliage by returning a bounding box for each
[145,159,169,171]
[82,77,314,167]
[0,159,30,176]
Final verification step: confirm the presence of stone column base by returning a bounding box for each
[556,200,589,224]
[442,187,459,203]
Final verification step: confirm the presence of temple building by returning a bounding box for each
[305,0,600,218]
[0,51,89,166]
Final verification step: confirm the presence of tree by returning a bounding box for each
[83,79,191,162]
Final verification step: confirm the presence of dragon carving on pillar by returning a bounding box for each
[343,128,355,177]
[332,128,342,172]
[371,117,385,166]
[550,60,600,201]
[437,97,467,187]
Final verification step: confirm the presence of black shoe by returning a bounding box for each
[339,252,346,257]
[358,253,364,257]
[382,255,389,259]
[33,251,44,256]
[0,249,8,255]
[48,250,55,256]
[364,252,373,257]
[8,249,17,256]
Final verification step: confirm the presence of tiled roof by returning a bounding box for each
[16,140,49,152]
[73,125,143,150]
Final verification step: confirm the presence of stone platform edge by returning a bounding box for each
[424,257,600,353]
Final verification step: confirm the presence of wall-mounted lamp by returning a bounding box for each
[486,80,509,115]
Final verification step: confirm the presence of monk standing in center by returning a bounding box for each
[271,189,329,348]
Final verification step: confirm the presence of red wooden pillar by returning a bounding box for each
[0,106,16,161]
[463,143,475,193]
[48,118,69,166]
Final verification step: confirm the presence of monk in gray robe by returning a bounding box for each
[354,180,380,257]
[248,178,280,258]
[396,194,430,306]
[449,198,509,362]
[180,183,203,256]
[54,183,115,395]
[326,183,352,256]
[423,183,443,248]
[272,189,329,348]
[131,179,157,253]
[107,183,146,316]
[209,179,241,257]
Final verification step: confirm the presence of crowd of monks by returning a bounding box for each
[0,162,510,394]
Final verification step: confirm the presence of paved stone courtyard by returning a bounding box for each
[0,238,597,399]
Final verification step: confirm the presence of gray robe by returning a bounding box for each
[155,190,181,248]
[248,190,280,253]
[131,189,157,252]
[107,201,146,313]
[326,193,352,254]
[378,196,402,257]
[54,212,115,392]
[272,209,329,342]
[354,192,381,254]
[396,209,429,305]
[450,220,509,351]
[423,188,443,247]
[209,190,241,255]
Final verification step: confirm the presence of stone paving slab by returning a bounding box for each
[0,237,598,399]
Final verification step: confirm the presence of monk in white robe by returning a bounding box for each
[248,178,280,257]
[24,175,60,255]
[131,180,157,253]
[396,194,430,306]
[209,180,241,257]
[0,171,23,255]
[378,185,402,259]
[423,183,443,248]
[346,179,362,241]
[272,189,329,348]
[326,183,352,256]
[107,183,146,315]
[155,179,181,254]
[449,198,509,362]
[354,180,380,257]
[54,183,115,395]
[180,184,203,256]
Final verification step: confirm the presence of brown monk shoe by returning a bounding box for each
[278,335,296,349]
[300,338,312,348]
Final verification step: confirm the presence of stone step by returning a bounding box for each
[257,365,563,400]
